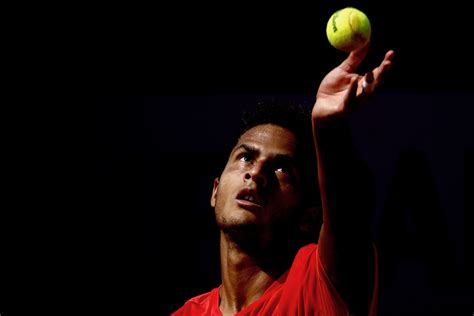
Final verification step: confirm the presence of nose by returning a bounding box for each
[244,163,268,188]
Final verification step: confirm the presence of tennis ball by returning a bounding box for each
[326,7,371,52]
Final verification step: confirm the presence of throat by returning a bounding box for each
[219,269,276,314]
[218,234,287,314]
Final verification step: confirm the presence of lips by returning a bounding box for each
[236,188,265,212]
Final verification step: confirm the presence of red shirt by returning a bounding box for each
[171,243,378,316]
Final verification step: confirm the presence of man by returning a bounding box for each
[172,44,394,315]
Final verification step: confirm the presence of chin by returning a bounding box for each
[218,208,259,226]
[219,212,256,228]
[219,215,260,237]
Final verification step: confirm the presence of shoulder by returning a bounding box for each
[171,287,219,316]
[285,243,319,281]
[293,243,318,263]
[296,243,318,255]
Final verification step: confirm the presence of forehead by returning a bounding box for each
[236,124,298,155]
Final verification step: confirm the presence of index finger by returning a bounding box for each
[338,42,370,73]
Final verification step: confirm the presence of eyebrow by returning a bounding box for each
[232,144,259,156]
[232,143,297,165]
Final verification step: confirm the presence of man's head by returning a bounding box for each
[210,101,321,251]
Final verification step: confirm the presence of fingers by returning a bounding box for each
[332,49,395,105]
[372,50,394,84]
[360,72,374,96]
[339,42,370,73]
[358,50,394,99]
[365,71,374,85]
[384,50,395,63]
[357,74,374,103]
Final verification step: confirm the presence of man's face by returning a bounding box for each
[211,124,304,243]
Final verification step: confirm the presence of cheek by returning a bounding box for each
[213,176,235,210]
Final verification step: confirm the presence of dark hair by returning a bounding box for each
[238,100,320,208]
[240,100,313,143]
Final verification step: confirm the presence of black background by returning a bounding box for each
[93,0,473,94]
[90,1,474,315]
[94,1,474,315]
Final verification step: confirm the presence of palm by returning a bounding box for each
[313,45,394,121]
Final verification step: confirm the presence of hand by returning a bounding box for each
[312,43,394,122]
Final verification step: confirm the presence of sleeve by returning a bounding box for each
[278,243,378,316]
[314,245,350,315]
[316,243,379,316]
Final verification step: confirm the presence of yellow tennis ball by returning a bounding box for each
[326,7,371,52]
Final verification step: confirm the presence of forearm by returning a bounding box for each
[313,116,373,240]
[313,115,375,315]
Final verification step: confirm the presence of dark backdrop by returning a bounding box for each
[93,0,473,94]
[97,93,473,316]
[95,1,473,315]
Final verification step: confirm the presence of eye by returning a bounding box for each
[275,165,291,174]
[238,153,252,162]
[274,160,292,174]
[276,166,289,173]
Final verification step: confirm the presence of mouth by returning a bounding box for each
[236,188,265,212]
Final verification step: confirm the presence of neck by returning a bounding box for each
[218,231,284,315]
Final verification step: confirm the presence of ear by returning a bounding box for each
[210,177,219,207]
[298,206,322,235]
